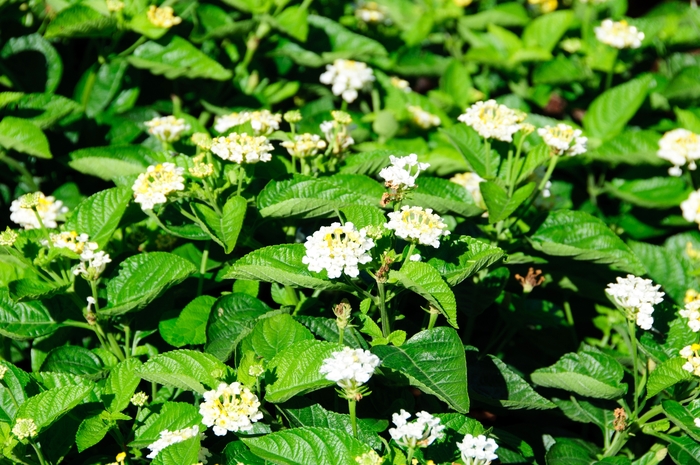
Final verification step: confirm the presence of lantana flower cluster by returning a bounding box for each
[320,59,375,103]
[457,434,499,465]
[458,99,526,142]
[388,409,445,450]
[538,124,588,157]
[657,128,700,176]
[199,382,263,436]
[320,347,381,393]
[210,133,274,164]
[302,222,375,279]
[595,19,644,49]
[605,275,665,330]
[145,115,189,142]
[385,206,450,248]
[132,162,186,210]
[10,192,67,230]
[214,110,282,135]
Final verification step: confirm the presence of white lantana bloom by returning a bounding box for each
[451,172,486,209]
[605,275,664,330]
[12,418,38,440]
[595,19,644,49]
[378,154,429,191]
[385,206,450,248]
[10,192,67,230]
[132,163,186,210]
[280,133,327,158]
[657,128,700,176]
[214,110,281,135]
[146,425,209,463]
[695,418,700,428]
[199,382,263,436]
[680,300,700,332]
[388,410,445,450]
[537,124,588,156]
[210,133,274,164]
[319,347,381,390]
[48,231,98,255]
[145,116,190,142]
[320,59,375,103]
[458,434,499,465]
[0,364,7,380]
[458,100,526,142]
[407,105,440,129]
[682,190,700,226]
[680,344,700,377]
[390,76,411,93]
[73,249,112,280]
[355,1,388,23]
[302,222,374,279]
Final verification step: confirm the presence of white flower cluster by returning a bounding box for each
[680,300,700,332]
[199,382,263,436]
[132,163,186,210]
[280,133,327,158]
[146,425,209,463]
[355,1,388,24]
[131,392,148,407]
[0,364,7,380]
[458,100,526,142]
[147,5,182,28]
[595,19,644,49]
[145,115,190,142]
[214,110,282,135]
[657,128,700,176]
[12,418,37,440]
[386,206,450,248]
[320,59,375,103]
[388,410,445,450]
[682,190,700,227]
[210,133,274,164]
[0,227,18,246]
[302,222,374,279]
[407,105,441,129]
[10,192,67,230]
[605,275,665,330]
[537,124,588,157]
[451,172,486,209]
[457,434,499,465]
[379,154,429,191]
[319,347,381,390]
[391,76,411,93]
[680,344,700,377]
[321,111,355,154]
[355,450,384,465]
[49,231,97,255]
[73,248,112,280]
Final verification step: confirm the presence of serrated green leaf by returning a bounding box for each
[481,181,535,224]
[64,187,133,247]
[273,5,308,42]
[0,34,63,93]
[628,241,694,304]
[16,385,91,432]
[340,205,387,230]
[0,288,60,340]
[45,5,116,39]
[296,315,369,350]
[339,150,393,176]
[160,295,215,348]
[191,195,246,253]
[130,402,200,448]
[662,400,700,442]
[586,130,663,166]
[441,124,493,178]
[522,10,574,53]
[68,145,160,181]
[667,435,700,465]
[458,2,528,30]
[153,435,201,465]
[606,177,691,209]
[8,278,67,302]
[3,93,81,129]
[553,397,612,432]
[411,176,484,217]
[0,116,52,159]
[0,362,31,423]
[137,349,228,393]
[371,327,469,413]
[424,235,504,286]
[545,438,598,465]
[103,358,143,413]
[241,313,314,361]
[40,345,103,376]
[308,15,387,57]
[76,410,127,452]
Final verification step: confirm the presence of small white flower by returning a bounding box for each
[86,296,95,313]
[280,133,327,158]
[680,344,700,377]
[355,450,384,465]
[214,110,282,135]
[199,382,263,436]
[695,418,700,428]
[457,433,499,465]
[385,206,450,248]
[319,347,381,390]
[595,19,644,49]
[407,105,440,129]
[210,133,274,164]
[0,227,18,246]
[321,112,355,154]
[537,124,587,156]
[409,253,421,262]
[146,425,207,461]
[451,172,486,209]
[658,129,700,176]
[680,300,700,332]
[147,5,182,28]
[378,154,429,191]
[131,391,148,407]
[302,222,375,279]
[682,190,700,226]
[605,275,664,330]
[320,59,375,103]
[388,410,445,450]
[355,1,389,24]
[12,418,38,440]
[10,192,67,230]
[391,76,411,93]
[48,231,98,255]
[145,116,189,142]
[73,250,112,280]
[132,163,186,210]
[0,364,7,380]
[458,100,526,142]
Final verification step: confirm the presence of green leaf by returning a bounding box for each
[16,385,91,432]
[390,261,458,328]
[0,288,60,340]
[0,116,52,158]
[191,195,246,253]
[128,36,233,80]
[481,181,536,224]
[662,400,700,442]
[530,210,645,274]
[76,411,115,452]
[69,145,160,181]
[0,34,63,93]
[160,295,215,348]
[103,252,197,316]
[424,236,504,286]
[264,339,339,403]
[257,174,384,219]
[586,130,663,166]
[241,313,314,361]
[297,316,369,350]
[458,3,529,30]
[545,438,598,465]
[131,402,200,448]
[667,435,700,465]
[522,10,574,53]
[531,347,628,399]
[40,345,103,376]
[153,436,201,465]
[339,150,393,176]
[3,93,82,129]
[628,241,694,305]
[64,187,133,247]
[44,5,116,39]
[340,205,387,230]
[103,358,143,413]
[441,124,493,178]
[224,244,352,292]
[136,349,228,393]
[273,5,308,41]
[307,15,387,57]
[8,278,67,302]
[371,327,470,413]
[242,427,372,464]
[411,176,484,217]
[583,74,654,142]
[553,397,613,433]
[0,362,31,423]
[82,60,129,118]
[205,293,272,362]
[605,177,691,209]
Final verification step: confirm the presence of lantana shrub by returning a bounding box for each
[1,0,700,464]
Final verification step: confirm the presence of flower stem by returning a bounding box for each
[427,309,439,330]
[509,134,527,197]
[627,318,641,416]
[538,156,559,192]
[605,49,619,91]
[30,440,49,465]
[377,280,390,338]
[348,398,358,438]
[406,447,415,464]
[197,240,210,296]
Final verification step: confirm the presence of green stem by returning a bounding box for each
[118,35,147,57]
[348,398,357,438]
[604,429,628,458]
[427,310,439,330]
[377,280,390,338]
[90,281,125,361]
[33,209,53,249]
[509,134,527,196]
[406,447,415,465]
[338,325,345,346]
[637,404,663,425]
[563,301,578,347]
[628,319,641,416]
[605,49,619,91]
[0,152,39,191]
[371,88,380,114]
[539,156,559,192]
[30,440,49,465]
[341,100,348,112]
[236,165,245,196]
[197,240,211,296]
[401,243,416,267]
[123,324,131,359]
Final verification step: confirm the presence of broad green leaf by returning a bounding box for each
[153,436,201,465]
[583,74,654,142]
[662,400,700,442]
[82,60,129,117]
[69,145,160,181]
[224,244,352,292]
[586,130,664,166]
[76,411,112,452]
[530,210,645,274]
[191,195,246,253]
[553,397,612,432]
[8,278,67,302]
[159,295,215,348]
[40,345,103,376]
[224,441,271,465]
[340,205,387,230]
[0,362,31,423]
[458,2,529,30]
[205,293,272,362]
[481,181,536,224]
[0,288,60,340]
[425,236,504,286]
[241,313,314,361]
[522,10,574,53]
[664,66,700,102]
[44,5,116,39]
[531,348,628,399]
[64,187,133,247]
[339,150,393,176]
[441,124,493,178]
[605,177,691,209]
[296,316,369,350]
[308,15,387,57]
[0,34,63,93]
[137,349,228,393]
[0,116,52,158]
[273,5,308,42]
[545,438,598,465]
[3,93,81,129]
[130,402,200,448]
[667,435,700,465]
[371,327,470,413]
[257,174,384,219]
[103,358,143,412]
[629,241,694,305]
[390,261,458,328]
[411,176,484,217]
[103,252,197,316]
[242,427,372,464]
[16,385,91,432]
[128,36,233,80]
[264,339,339,403]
